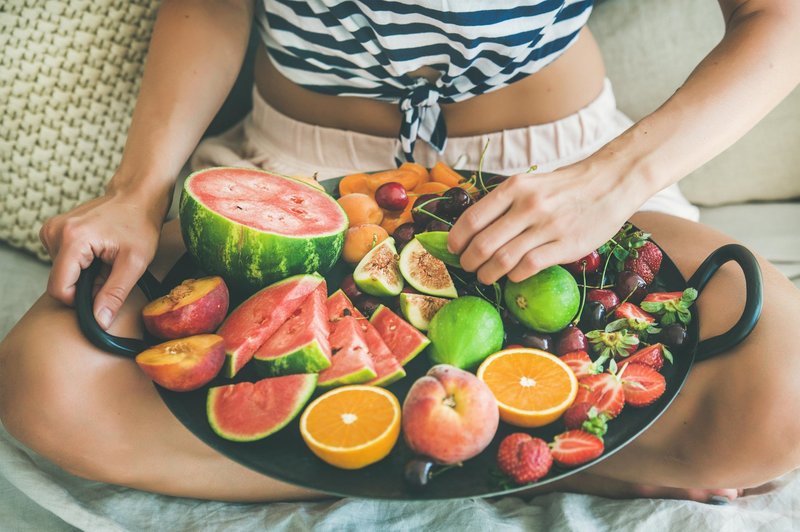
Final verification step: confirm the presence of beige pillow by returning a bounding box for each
[0,0,160,260]
[590,0,800,206]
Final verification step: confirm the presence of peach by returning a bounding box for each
[135,334,225,391]
[401,364,499,464]
[142,276,229,340]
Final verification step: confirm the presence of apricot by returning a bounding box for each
[343,224,389,264]
[290,174,325,191]
[366,169,420,192]
[339,173,371,196]
[412,181,450,196]
[399,162,430,184]
[380,204,414,234]
[338,193,384,225]
[431,161,463,188]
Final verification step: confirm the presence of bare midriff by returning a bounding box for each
[255,28,606,138]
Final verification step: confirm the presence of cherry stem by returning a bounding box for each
[477,140,490,194]
[573,265,588,326]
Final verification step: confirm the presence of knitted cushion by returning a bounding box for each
[0,0,160,260]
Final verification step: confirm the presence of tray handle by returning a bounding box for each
[687,244,763,362]
[75,258,162,358]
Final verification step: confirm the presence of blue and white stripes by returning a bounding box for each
[257,1,594,163]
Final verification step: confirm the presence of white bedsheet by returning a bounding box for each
[1,423,797,532]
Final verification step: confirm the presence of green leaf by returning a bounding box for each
[608,358,618,374]
[682,288,698,303]
[641,301,664,313]
[662,345,674,364]
[613,248,629,261]
[605,319,628,332]
[662,313,676,326]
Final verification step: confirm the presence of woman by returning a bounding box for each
[1,0,799,503]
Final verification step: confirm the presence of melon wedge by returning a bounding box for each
[253,282,331,376]
[370,305,431,366]
[207,374,317,442]
[318,316,376,389]
[326,290,405,386]
[216,274,323,377]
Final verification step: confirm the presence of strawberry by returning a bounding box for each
[496,433,553,485]
[620,363,666,407]
[621,343,671,369]
[562,403,609,439]
[614,303,655,324]
[559,351,595,380]
[550,430,605,467]
[586,329,640,360]
[641,288,698,326]
[624,241,662,285]
[574,372,625,418]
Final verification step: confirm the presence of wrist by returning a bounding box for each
[106,170,174,222]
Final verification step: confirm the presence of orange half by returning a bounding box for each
[300,385,401,469]
[477,348,578,428]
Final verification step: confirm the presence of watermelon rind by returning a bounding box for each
[370,304,431,366]
[317,366,377,390]
[180,167,347,291]
[254,340,331,377]
[217,273,323,378]
[207,373,318,442]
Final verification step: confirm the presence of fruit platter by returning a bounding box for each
[76,163,763,500]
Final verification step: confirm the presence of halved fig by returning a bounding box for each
[398,239,457,298]
[353,237,404,296]
[399,292,449,331]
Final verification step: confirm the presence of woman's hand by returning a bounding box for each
[39,189,166,329]
[447,159,647,285]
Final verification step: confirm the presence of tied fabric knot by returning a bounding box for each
[396,80,447,164]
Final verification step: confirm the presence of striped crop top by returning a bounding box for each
[256,1,594,163]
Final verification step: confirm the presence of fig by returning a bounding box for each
[415,231,461,267]
[399,292,449,331]
[398,239,457,298]
[353,237,404,297]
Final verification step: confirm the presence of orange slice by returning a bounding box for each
[300,385,401,469]
[477,348,578,428]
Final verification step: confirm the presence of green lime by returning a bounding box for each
[427,296,504,370]
[504,266,580,333]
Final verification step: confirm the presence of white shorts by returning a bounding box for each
[192,79,699,221]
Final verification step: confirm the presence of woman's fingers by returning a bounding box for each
[47,239,96,306]
[447,182,515,254]
[474,227,553,285]
[506,242,563,282]
[93,249,148,330]
[458,206,532,274]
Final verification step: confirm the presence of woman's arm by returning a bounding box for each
[448,0,800,285]
[40,0,254,328]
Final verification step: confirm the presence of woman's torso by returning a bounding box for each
[255,2,606,139]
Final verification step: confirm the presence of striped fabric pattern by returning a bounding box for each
[257,1,594,163]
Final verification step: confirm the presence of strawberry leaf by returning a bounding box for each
[662,344,674,364]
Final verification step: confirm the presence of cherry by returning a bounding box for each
[614,271,647,304]
[412,194,441,228]
[564,251,601,275]
[580,301,606,332]
[587,289,619,310]
[425,220,451,232]
[375,182,409,211]
[555,325,588,356]
[517,331,553,353]
[440,187,473,218]
[483,175,508,191]
[340,274,363,301]
[355,295,382,317]
[392,223,417,251]
[658,323,688,350]
[404,458,435,489]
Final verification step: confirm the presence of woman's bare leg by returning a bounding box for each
[0,220,325,502]
[1,213,798,502]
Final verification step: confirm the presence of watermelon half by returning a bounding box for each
[318,316,376,389]
[180,167,348,291]
[253,283,332,376]
[207,374,317,442]
[326,290,405,386]
[370,305,431,366]
[216,274,323,378]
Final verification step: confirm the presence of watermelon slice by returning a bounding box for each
[317,316,376,389]
[180,167,347,291]
[326,290,405,386]
[370,305,431,365]
[216,274,323,377]
[253,282,331,377]
[207,373,317,442]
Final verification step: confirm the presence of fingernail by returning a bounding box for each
[707,495,730,506]
[96,308,112,329]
